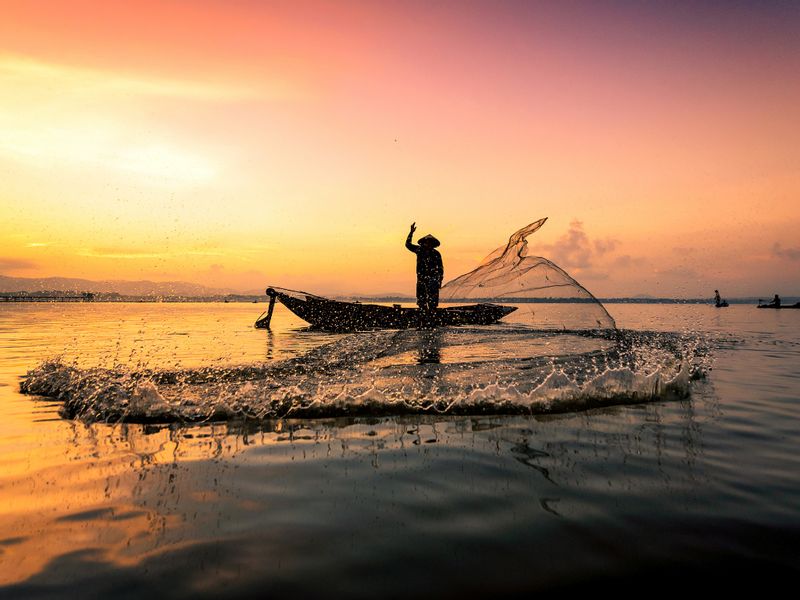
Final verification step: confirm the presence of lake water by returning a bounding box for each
[0,302,798,596]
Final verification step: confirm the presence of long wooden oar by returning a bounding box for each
[254,288,277,329]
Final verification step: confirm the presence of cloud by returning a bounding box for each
[78,248,168,260]
[0,55,260,102]
[78,246,227,260]
[772,242,800,261]
[186,249,227,257]
[594,238,618,255]
[612,254,648,269]
[0,257,38,271]
[537,220,620,270]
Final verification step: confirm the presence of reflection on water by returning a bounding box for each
[416,328,443,364]
[0,401,718,592]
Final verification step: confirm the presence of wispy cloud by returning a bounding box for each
[78,246,228,260]
[78,248,168,260]
[0,55,261,101]
[186,250,228,257]
[612,254,648,269]
[772,242,800,261]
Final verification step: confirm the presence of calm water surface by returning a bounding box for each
[0,302,798,596]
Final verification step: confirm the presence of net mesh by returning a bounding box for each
[440,218,616,331]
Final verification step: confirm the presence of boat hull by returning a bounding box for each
[258,290,517,331]
[757,303,800,309]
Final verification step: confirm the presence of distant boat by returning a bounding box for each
[255,287,516,331]
[715,301,729,307]
[757,302,800,309]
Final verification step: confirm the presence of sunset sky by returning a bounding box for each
[1,0,798,297]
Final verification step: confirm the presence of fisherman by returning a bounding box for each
[406,222,444,314]
[714,290,722,307]
[769,294,781,308]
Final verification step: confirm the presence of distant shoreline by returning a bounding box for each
[2,293,796,305]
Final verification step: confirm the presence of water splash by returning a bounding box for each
[20,326,711,424]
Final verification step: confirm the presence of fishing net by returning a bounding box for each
[440,218,616,331]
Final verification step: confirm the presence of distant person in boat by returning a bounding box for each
[714,290,728,307]
[406,222,444,312]
[768,294,781,307]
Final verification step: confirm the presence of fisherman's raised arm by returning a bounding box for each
[406,222,419,253]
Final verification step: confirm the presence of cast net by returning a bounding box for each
[440,218,616,331]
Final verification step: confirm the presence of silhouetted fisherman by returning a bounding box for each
[769,294,781,307]
[406,222,444,314]
[714,289,728,307]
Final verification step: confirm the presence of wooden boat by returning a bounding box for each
[255,287,517,331]
[757,302,800,309]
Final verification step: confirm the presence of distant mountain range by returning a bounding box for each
[1,275,794,304]
[0,275,245,297]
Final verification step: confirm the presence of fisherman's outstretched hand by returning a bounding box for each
[409,222,416,235]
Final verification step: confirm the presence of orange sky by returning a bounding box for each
[1,0,798,297]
